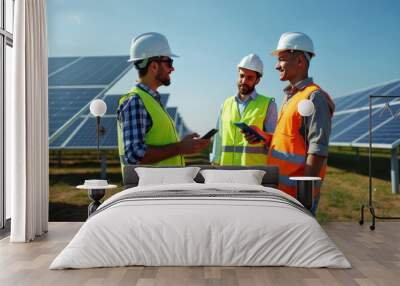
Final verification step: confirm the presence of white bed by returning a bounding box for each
[50,182,351,269]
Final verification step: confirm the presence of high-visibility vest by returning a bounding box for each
[268,83,326,198]
[220,94,272,166]
[117,86,184,172]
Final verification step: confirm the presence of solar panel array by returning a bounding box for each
[49,56,133,86]
[330,79,400,149]
[48,88,103,135]
[48,57,79,75]
[48,56,191,149]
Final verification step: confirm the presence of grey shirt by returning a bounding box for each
[282,77,335,157]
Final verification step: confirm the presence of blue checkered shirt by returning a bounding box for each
[117,83,162,164]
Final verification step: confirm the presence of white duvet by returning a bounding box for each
[50,183,351,269]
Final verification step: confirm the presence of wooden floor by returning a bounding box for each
[0,222,399,286]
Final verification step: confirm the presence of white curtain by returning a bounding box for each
[7,0,49,242]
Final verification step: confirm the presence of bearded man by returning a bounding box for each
[210,54,277,166]
[117,32,209,170]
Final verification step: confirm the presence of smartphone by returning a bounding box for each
[233,122,265,141]
[201,129,218,139]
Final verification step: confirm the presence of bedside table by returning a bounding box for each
[77,181,117,216]
[289,176,321,210]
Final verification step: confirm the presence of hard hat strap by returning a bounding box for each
[303,52,311,62]
[136,58,149,69]
[289,49,311,63]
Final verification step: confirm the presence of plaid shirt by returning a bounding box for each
[117,83,162,164]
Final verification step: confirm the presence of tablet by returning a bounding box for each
[233,122,265,142]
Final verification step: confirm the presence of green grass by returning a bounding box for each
[49,148,400,223]
[316,147,400,222]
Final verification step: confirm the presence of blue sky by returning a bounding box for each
[47,0,400,134]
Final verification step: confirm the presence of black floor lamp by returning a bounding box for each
[291,99,321,211]
[89,99,107,178]
[298,99,315,146]
[359,95,400,230]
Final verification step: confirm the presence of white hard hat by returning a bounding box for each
[271,32,315,58]
[237,54,263,75]
[128,32,179,62]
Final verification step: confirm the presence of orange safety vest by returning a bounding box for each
[268,83,327,198]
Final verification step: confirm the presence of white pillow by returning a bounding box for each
[135,167,201,186]
[200,169,266,185]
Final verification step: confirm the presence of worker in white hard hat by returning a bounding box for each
[251,32,335,215]
[117,32,210,170]
[210,54,277,166]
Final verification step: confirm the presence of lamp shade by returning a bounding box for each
[298,99,315,117]
[90,99,107,117]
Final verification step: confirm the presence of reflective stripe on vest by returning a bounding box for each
[222,146,267,154]
[270,149,305,165]
[220,94,272,166]
[117,86,184,173]
[268,83,327,198]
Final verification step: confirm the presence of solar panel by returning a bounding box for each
[48,88,103,135]
[176,113,182,128]
[332,96,349,110]
[334,90,365,112]
[103,95,121,115]
[345,81,400,109]
[49,56,131,86]
[337,86,384,112]
[160,93,170,107]
[48,56,190,149]
[65,117,118,148]
[64,114,190,148]
[331,79,400,148]
[355,105,400,145]
[331,82,400,195]
[181,123,191,137]
[334,106,398,143]
[334,79,400,111]
[167,107,177,121]
[332,113,353,128]
[48,57,79,74]
[331,110,369,139]
[331,104,400,146]
[50,119,83,148]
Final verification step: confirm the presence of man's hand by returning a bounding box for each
[140,133,210,164]
[241,125,273,146]
[304,154,327,177]
[241,131,261,144]
[178,133,210,155]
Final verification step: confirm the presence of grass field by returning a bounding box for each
[49,147,400,223]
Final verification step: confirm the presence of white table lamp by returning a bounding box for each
[298,99,315,117]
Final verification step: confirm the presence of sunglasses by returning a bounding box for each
[155,57,174,68]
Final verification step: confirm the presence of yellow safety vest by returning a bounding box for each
[220,94,272,166]
[117,86,185,172]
